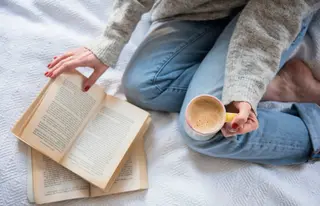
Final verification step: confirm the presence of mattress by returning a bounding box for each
[1,1,320,205]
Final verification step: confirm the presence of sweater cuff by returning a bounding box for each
[222,76,266,115]
[85,36,125,68]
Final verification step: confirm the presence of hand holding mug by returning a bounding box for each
[184,95,259,141]
[221,101,259,137]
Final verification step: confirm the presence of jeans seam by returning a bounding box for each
[152,26,212,93]
[310,123,318,149]
[166,86,189,91]
[246,141,306,151]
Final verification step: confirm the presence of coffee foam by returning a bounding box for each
[187,96,224,134]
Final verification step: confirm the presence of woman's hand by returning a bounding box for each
[45,47,109,92]
[221,101,259,137]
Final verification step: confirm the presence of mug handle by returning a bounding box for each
[225,113,237,123]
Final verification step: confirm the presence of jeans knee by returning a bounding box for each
[122,65,186,112]
[179,131,222,157]
[178,112,221,154]
[122,72,159,110]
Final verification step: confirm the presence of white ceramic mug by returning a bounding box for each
[184,94,237,141]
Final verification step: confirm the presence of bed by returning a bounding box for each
[1,1,320,205]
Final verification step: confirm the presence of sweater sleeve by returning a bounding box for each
[222,0,318,113]
[85,0,154,68]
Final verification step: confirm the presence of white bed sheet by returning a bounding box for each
[1,1,320,205]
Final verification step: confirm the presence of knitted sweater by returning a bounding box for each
[86,0,320,113]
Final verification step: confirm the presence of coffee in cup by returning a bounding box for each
[184,95,237,141]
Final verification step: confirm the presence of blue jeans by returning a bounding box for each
[122,14,320,165]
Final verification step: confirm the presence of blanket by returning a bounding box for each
[1,1,320,205]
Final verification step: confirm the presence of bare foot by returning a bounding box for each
[262,59,320,105]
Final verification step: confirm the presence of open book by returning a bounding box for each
[27,137,148,204]
[12,72,150,190]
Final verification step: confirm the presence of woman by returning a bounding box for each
[45,0,320,165]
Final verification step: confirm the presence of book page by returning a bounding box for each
[12,80,53,139]
[90,137,148,197]
[100,117,151,192]
[61,95,150,189]
[26,147,35,203]
[31,149,90,204]
[20,72,105,162]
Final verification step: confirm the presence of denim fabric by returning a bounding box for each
[122,14,320,165]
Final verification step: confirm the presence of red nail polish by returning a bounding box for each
[45,72,48,76]
[48,64,51,67]
[53,56,57,59]
[84,86,90,92]
[232,123,239,129]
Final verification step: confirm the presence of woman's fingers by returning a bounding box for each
[221,126,237,137]
[237,124,255,135]
[48,48,88,69]
[47,51,91,78]
[222,112,259,137]
[47,56,73,77]
[237,113,259,134]
[48,52,74,69]
[83,66,107,91]
[221,101,258,138]
[47,47,109,91]
[51,59,86,78]
[47,55,86,78]
[230,102,251,129]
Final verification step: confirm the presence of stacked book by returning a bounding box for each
[12,72,151,204]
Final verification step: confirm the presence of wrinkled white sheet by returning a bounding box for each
[1,1,320,205]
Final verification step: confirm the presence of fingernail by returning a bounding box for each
[84,86,90,92]
[45,72,48,76]
[232,123,239,129]
[53,56,57,59]
[47,64,51,68]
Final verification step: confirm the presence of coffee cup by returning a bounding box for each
[184,94,237,141]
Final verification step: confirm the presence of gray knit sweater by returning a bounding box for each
[86,0,320,113]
